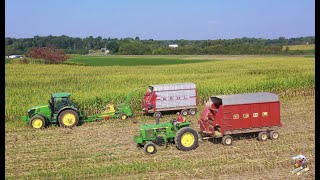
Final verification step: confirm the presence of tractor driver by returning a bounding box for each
[177,112,185,122]
[56,98,68,111]
[173,112,185,126]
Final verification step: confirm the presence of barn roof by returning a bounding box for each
[210,92,279,105]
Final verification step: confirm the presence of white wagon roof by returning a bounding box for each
[210,92,279,105]
[150,83,196,91]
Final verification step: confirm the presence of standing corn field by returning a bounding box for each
[5,55,314,127]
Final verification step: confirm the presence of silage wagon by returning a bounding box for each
[142,83,198,118]
[198,92,282,145]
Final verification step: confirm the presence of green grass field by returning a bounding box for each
[66,55,210,66]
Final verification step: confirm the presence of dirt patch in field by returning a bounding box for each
[5,96,315,179]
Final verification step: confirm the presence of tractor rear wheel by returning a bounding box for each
[222,135,233,146]
[58,110,79,128]
[269,131,279,140]
[29,115,46,129]
[143,142,157,154]
[120,114,127,120]
[189,109,197,116]
[181,109,188,116]
[154,112,162,119]
[258,131,268,141]
[175,127,198,151]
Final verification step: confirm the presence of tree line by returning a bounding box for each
[5,35,315,56]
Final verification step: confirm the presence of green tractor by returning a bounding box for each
[133,119,199,154]
[21,90,136,129]
[21,93,84,129]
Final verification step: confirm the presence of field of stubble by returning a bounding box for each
[5,96,315,179]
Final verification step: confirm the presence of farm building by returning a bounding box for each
[169,44,179,48]
[8,55,23,58]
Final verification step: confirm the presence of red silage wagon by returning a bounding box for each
[198,92,282,145]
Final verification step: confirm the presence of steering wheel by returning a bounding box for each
[170,118,177,124]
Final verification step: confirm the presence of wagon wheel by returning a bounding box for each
[175,127,199,151]
[58,110,79,128]
[181,109,188,116]
[143,142,157,154]
[189,109,197,116]
[258,131,268,141]
[29,115,46,129]
[222,135,233,146]
[269,131,279,140]
[154,112,162,119]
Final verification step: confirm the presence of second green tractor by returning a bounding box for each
[133,119,199,154]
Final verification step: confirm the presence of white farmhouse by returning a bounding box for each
[8,55,23,58]
[169,44,179,48]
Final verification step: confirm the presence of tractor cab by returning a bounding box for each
[49,93,72,113]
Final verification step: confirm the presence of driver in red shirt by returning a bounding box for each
[176,112,185,123]
[173,112,186,126]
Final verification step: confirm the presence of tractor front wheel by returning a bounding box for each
[58,110,79,128]
[29,115,46,129]
[143,142,157,154]
[175,127,199,151]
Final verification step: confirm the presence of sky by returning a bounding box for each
[5,0,315,40]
